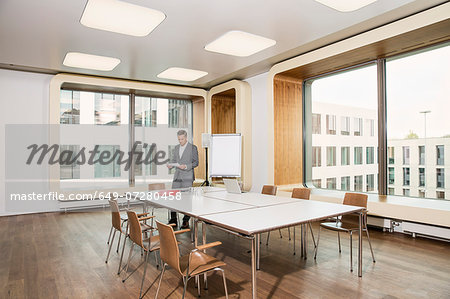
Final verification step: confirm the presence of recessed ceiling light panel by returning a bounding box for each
[80,0,166,37]
[314,0,378,12]
[205,30,276,57]
[157,67,208,82]
[63,52,121,71]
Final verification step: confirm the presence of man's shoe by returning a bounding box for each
[180,221,189,229]
[168,219,178,228]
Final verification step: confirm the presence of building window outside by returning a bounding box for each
[436,191,445,199]
[341,176,350,191]
[419,168,425,187]
[60,145,80,180]
[327,146,336,166]
[403,189,410,196]
[419,146,425,165]
[312,146,321,167]
[326,115,336,135]
[403,167,410,186]
[436,145,444,165]
[327,178,336,189]
[354,118,363,136]
[354,147,363,165]
[402,146,410,165]
[135,97,157,127]
[94,145,121,178]
[341,147,350,166]
[418,190,426,198]
[354,175,363,192]
[367,119,375,137]
[366,174,375,192]
[95,93,123,125]
[388,147,394,164]
[312,113,321,134]
[168,99,191,128]
[60,90,80,124]
[436,168,445,188]
[312,179,322,188]
[388,167,395,185]
[366,147,374,164]
[388,188,395,195]
[341,116,350,135]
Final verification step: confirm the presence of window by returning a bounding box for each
[436,145,444,165]
[403,189,410,196]
[419,146,425,165]
[341,176,350,191]
[354,175,363,192]
[354,147,363,165]
[388,188,395,195]
[169,99,191,128]
[59,145,80,180]
[386,45,450,200]
[366,119,375,137]
[436,168,445,188]
[95,93,124,125]
[388,147,394,164]
[366,147,374,164]
[312,147,321,167]
[341,116,350,135]
[419,168,425,187]
[326,115,336,135]
[312,113,321,134]
[168,145,177,175]
[436,191,445,199]
[60,90,80,124]
[135,97,157,127]
[94,145,121,178]
[403,168,410,186]
[312,179,322,188]
[326,147,336,166]
[354,118,363,136]
[388,167,395,185]
[402,147,410,165]
[326,178,336,189]
[366,174,375,192]
[341,147,350,166]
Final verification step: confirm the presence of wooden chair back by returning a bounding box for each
[261,185,277,196]
[291,188,311,200]
[108,199,122,232]
[156,221,182,275]
[148,183,166,191]
[342,192,368,224]
[126,210,145,249]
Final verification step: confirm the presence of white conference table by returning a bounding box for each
[140,190,365,299]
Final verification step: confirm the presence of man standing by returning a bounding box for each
[167,130,198,228]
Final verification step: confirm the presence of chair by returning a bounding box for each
[105,199,150,264]
[290,188,316,255]
[155,221,228,299]
[314,192,376,272]
[262,185,285,245]
[148,183,178,224]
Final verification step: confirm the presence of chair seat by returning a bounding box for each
[143,235,161,252]
[320,221,360,232]
[179,251,226,277]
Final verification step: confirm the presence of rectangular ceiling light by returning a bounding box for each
[205,30,276,57]
[157,67,208,82]
[314,0,378,12]
[63,52,120,71]
[80,0,166,37]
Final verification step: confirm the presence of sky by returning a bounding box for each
[311,44,450,139]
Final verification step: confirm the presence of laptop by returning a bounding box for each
[223,178,242,194]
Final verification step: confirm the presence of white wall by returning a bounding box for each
[245,72,269,192]
[0,69,58,215]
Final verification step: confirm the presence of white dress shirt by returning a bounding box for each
[179,142,187,158]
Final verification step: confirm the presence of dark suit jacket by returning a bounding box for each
[171,142,199,182]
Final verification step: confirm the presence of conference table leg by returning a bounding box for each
[256,234,260,270]
[251,235,257,299]
[358,211,363,277]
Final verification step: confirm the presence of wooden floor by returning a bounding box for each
[1,209,449,299]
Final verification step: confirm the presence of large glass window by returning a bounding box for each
[60,90,80,124]
[94,145,121,178]
[59,145,80,180]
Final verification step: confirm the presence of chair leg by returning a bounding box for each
[197,275,201,297]
[123,243,135,279]
[105,229,116,263]
[219,268,229,299]
[314,226,321,259]
[116,230,122,253]
[308,223,317,248]
[182,276,189,299]
[139,250,150,299]
[293,226,296,255]
[155,263,166,299]
[266,231,270,245]
[154,250,160,269]
[288,227,291,241]
[117,234,128,274]
[338,231,342,253]
[365,227,376,263]
[278,229,283,238]
[350,231,353,272]
[107,226,113,244]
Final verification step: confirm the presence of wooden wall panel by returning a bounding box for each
[193,99,205,181]
[211,90,236,134]
[274,75,302,186]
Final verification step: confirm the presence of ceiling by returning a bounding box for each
[0,0,447,89]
